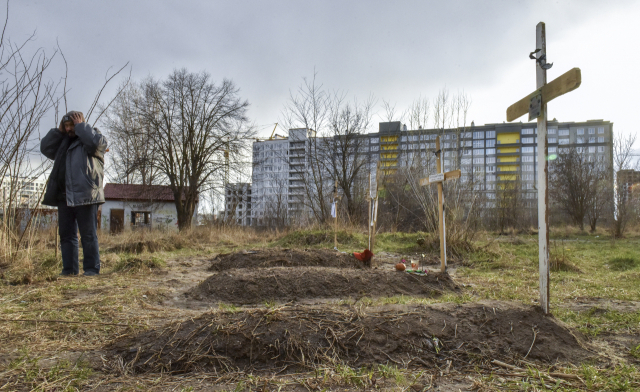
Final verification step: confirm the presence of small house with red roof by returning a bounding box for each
[101,183,197,233]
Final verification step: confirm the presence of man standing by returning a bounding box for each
[41,112,107,276]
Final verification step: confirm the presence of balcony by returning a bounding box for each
[496,158,520,164]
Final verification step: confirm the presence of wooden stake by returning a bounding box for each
[436,136,447,273]
[371,161,381,253]
[536,22,550,314]
[334,179,338,249]
[368,172,372,250]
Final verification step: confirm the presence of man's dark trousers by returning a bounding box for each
[58,202,100,275]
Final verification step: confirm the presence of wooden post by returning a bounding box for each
[436,136,447,273]
[536,22,550,314]
[368,172,372,250]
[334,180,338,250]
[371,161,381,253]
[505,22,582,314]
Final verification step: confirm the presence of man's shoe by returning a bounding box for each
[83,271,99,276]
[60,271,77,276]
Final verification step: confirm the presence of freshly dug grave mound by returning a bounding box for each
[105,302,595,375]
[208,248,365,271]
[191,267,457,304]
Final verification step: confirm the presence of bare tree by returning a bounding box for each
[280,72,332,224]
[612,133,638,237]
[550,147,610,231]
[139,69,253,230]
[101,81,159,185]
[380,99,402,122]
[403,96,430,130]
[324,93,375,221]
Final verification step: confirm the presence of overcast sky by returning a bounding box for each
[7,0,639,141]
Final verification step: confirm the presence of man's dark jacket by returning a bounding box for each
[40,122,108,207]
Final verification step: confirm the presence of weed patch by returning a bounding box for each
[112,255,166,273]
[609,257,638,271]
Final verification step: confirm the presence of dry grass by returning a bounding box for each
[1,224,639,390]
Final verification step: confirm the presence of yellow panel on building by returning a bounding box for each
[498,147,519,154]
[497,133,520,145]
[381,136,398,143]
[497,156,518,163]
[498,165,518,172]
[498,174,517,182]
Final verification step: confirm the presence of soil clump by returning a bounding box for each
[190,267,457,304]
[106,301,595,375]
[208,248,365,271]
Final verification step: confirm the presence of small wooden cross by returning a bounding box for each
[506,22,581,314]
[419,135,461,273]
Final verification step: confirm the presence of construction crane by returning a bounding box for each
[255,123,283,142]
[269,123,278,140]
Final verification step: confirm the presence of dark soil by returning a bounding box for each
[208,248,365,272]
[190,267,457,304]
[106,301,595,375]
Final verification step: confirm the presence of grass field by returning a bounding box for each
[0,226,638,391]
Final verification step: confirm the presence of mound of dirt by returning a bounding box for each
[208,248,365,271]
[190,267,457,304]
[106,301,595,374]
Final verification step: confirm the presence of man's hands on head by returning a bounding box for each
[70,112,83,124]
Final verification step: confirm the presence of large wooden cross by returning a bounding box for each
[419,135,461,273]
[506,22,581,314]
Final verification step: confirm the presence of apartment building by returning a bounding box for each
[369,120,613,207]
[224,182,252,226]
[0,176,47,209]
[617,169,640,202]
[244,119,613,226]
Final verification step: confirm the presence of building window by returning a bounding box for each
[430,134,437,140]
[549,137,557,144]
[522,128,534,135]
[598,137,605,143]
[131,211,151,228]
[577,137,585,144]
[473,131,484,139]
[486,148,496,155]
[473,157,484,164]
[461,158,472,165]
[598,146,605,152]
[588,128,595,134]
[371,146,379,151]
[522,146,534,153]
[573,129,582,136]
[486,139,496,148]
[588,146,596,153]
[486,166,496,173]
[473,148,485,156]
[473,140,484,148]
[522,137,534,144]
[522,156,534,162]
[548,128,556,134]
[589,137,595,143]
[559,139,570,145]
[549,147,557,153]
[463,149,473,156]
[401,136,407,142]
[486,130,496,138]
[523,165,534,171]
[598,127,605,134]
[370,138,379,144]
